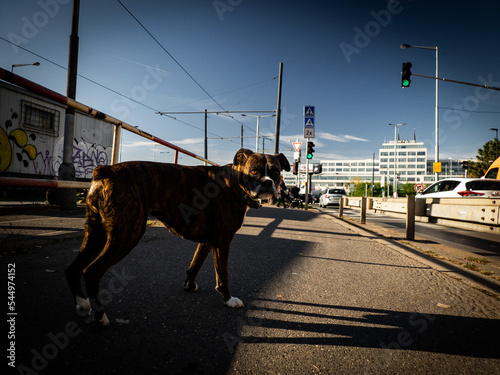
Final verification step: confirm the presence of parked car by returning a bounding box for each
[319,188,347,207]
[311,189,324,204]
[416,178,500,198]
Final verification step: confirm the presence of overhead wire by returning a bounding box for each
[115,0,277,137]
[0,36,242,145]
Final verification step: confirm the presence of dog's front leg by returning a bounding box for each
[185,243,212,292]
[212,246,244,308]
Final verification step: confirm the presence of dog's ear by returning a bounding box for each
[275,153,290,172]
[233,148,254,166]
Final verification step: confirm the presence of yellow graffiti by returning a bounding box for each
[10,129,28,147]
[0,127,38,172]
[0,127,12,171]
[23,144,37,160]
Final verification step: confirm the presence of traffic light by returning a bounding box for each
[292,161,298,175]
[461,160,469,169]
[307,142,315,159]
[401,62,412,88]
[313,164,322,174]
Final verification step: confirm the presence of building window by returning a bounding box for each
[22,100,60,136]
[417,151,426,155]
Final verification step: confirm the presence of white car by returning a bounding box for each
[417,178,500,198]
[319,188,347,207]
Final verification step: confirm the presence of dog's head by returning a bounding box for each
[233,148,290,200]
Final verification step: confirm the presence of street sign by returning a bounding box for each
[304,118,314,127]
[292,142,302,152]
[304,105,315,139]
[304,127,315,138]
[304,106,315,117]
[414,183,424,192]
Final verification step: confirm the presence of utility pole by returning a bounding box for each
[274,62,283,154]
[58,0,80,209]
[371,153,375,197]
[204,109,207,164]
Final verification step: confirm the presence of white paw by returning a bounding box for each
[76,296,91,311]
[98,313,110,326]
[225,297,244,308]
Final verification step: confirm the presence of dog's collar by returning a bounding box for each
[231,166,261,209]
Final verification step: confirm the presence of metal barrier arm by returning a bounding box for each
[0,177,90,189]
[0,67,218,166]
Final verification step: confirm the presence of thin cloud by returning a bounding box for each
[318,132,369,142]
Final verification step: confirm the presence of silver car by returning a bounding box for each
[319,188,347,207]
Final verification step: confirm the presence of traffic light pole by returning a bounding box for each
[305,156,309,210]
[412,73,500,91]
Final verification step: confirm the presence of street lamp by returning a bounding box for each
[491,128,498,160]
[401,44,439,181]
[11,62,40,72]
[388,123,406,197]
[241,114,275,153]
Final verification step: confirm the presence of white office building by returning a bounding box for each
[282,137,467,193]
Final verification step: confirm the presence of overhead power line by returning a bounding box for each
[0,36,242,144]
[116,0,226,112]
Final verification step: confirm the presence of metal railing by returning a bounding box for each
[0,67,219,191]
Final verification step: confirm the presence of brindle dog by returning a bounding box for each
[65,148,290,325]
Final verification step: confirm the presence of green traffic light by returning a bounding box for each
[402,79,410,87]
[307,153,313,159]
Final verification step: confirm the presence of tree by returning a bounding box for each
[352,182,384,197]
[468,139,500,178]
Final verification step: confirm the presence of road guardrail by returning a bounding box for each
[339,196,500,237]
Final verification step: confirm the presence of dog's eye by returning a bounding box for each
[250,169,258,175]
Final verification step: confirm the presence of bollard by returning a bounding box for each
[406,195,415,240]
[339,196,344,217]
[360,196,366,224]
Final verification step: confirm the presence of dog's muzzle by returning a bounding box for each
[251,177,278,199]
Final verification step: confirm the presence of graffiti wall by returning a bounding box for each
[0,82,113,179]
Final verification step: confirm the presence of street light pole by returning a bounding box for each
[401,44,439,181]
[11,62,40,72]
[491,128,498,160]
[388,123,406,197]
[241,114,275,153]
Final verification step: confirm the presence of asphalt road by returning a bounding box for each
[2,205,500,374]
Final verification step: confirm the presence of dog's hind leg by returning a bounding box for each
[65,224,106,312]
[83,224,146,326]
[185,242,212,292]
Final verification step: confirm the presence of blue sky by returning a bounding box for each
[1,0,500,166]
